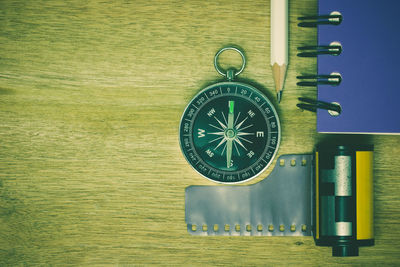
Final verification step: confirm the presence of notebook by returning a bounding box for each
[300,0,400,134]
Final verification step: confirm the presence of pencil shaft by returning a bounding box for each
[271,0,288,102]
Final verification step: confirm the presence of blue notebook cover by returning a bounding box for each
[317,0,400,134]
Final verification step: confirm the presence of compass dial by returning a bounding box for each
[179,82,281,183]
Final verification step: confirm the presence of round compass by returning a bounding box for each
[179,47,281,183]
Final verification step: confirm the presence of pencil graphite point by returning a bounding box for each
[277,91,282,103]
[271,63,287,103]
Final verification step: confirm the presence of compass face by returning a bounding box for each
[179,82,280,183]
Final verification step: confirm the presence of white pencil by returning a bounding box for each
[271,0,288,103]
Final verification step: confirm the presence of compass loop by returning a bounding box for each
[226,68,235,81]
[214,47,246,79]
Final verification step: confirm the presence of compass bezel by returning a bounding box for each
[179,81,281,184]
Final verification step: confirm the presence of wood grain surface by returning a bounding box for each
[1,0,399,265]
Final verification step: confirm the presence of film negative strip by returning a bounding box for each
[185,154,313,236]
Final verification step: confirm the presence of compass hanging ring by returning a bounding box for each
[214,47,246,80]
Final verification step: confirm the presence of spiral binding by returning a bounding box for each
[298,13,342,27]
[297,11,343,113]
[297,97,341,114]
[297,44,342,57]
[296,74,342,87]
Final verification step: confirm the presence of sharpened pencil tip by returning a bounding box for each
[277,91,282,103]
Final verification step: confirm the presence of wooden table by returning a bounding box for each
[1,0,399,265]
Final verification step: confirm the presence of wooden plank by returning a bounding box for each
[0,0,399,265]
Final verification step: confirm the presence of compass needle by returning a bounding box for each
[226,140,233,168]
[179,47,280,183]
[226,101,235,168]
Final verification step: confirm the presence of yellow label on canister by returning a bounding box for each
[356,151,374,240]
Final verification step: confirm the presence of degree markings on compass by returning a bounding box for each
[235,86,238,94]
[248,92,253,98]
[184,118,191,122]
[204,93,209,100]
[219,86,223,95]
[259,102,266,108]
[192,104,198,110]
[262,158,268,164]
[267,115,276,120]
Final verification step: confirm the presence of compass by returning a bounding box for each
[179,47,281,183]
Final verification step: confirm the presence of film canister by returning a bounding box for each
[314,144,374,256]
